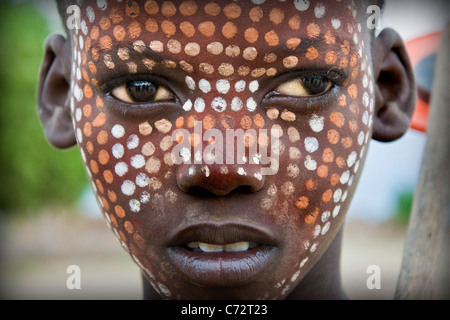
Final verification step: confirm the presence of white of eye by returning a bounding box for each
[275,79,310,96]
[111,84,171,103]
[275,78,332,97]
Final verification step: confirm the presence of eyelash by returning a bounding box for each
[268,69,347,95]
[102,69,347,113]
[261,69,348,113]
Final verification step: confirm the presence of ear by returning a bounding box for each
[37,33,76,149]
[371,28,417,142]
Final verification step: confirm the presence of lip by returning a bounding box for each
[166,222,279,287]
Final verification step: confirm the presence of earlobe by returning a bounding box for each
[371,28,417,142]
[37,33,76,149]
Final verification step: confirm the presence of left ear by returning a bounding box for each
[371,28,417,142]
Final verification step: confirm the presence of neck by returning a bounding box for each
[286,228,347,300]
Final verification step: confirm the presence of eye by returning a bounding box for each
[275,75,332,97]
[111,80,172,104]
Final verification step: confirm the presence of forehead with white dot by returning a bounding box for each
[71,0,367,113]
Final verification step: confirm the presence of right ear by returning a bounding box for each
[37,33,76,149]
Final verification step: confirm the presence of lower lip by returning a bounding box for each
[167,245,277,287]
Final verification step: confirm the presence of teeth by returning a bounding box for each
[187,241,258,252]
[224,242,249,252]
[199,243,223,252]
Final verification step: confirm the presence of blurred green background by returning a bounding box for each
[0,0,87,215]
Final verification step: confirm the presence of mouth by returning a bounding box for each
[166,222,279,287]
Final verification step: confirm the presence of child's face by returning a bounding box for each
[68,0,374,299]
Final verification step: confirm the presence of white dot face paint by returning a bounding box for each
[86,6,95,23]
[313,225,321,238]
[331,18,341,29]
[136,173,150,187]
[304,155,317,171]
[112,124,125,139]
[362,110,369,126]
[363,74,369,88]
[97,0,107,10]
[321,222,331,235]
[115,162,128,177]
[199,79,211,93]
[211,97,227,112]
[314,3,326,18]
[333,205,341,218]
[231,97,243,111]
[75,108,82,122]
[194,98,205,112]
[216,79,231,94]
[182,99,193,111]
[129,199,140,212]
[76,128,83,143]
[246,97,257,112]
[333,189,342,203]
[127,134,139,150]
[185,76,196,91]
[341,191,348,202]
[304,137,319,153]
[363,92,370,107]
[131,154,145,169]
[347,151,358,168]
[309,115,324,132]
[358,131,365,146]
[249,80,259,93]
[340,170,350,184]
[121,180,136,196]
[74,85,83,102]
[235,80,246,93]
[294,0,310,11]
[140,192,151,204]
[321,211,331,223]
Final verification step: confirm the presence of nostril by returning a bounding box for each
[176,164,266,197]
[182,185,263,197]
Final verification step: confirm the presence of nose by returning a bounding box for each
[176,162,266,196]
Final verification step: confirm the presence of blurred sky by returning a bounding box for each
[32,0,450,223]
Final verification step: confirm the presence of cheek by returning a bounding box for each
[256,56,375,298]
[71,59,181,270]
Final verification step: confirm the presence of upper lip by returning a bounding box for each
[167,222,279,248]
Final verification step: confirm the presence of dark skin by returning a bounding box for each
[37,1,415,299]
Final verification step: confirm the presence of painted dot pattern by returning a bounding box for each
[69,0,376,300]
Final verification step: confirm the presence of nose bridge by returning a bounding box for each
[174,77,270,195]
[181,73,268,160]
[183,76,261,114]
